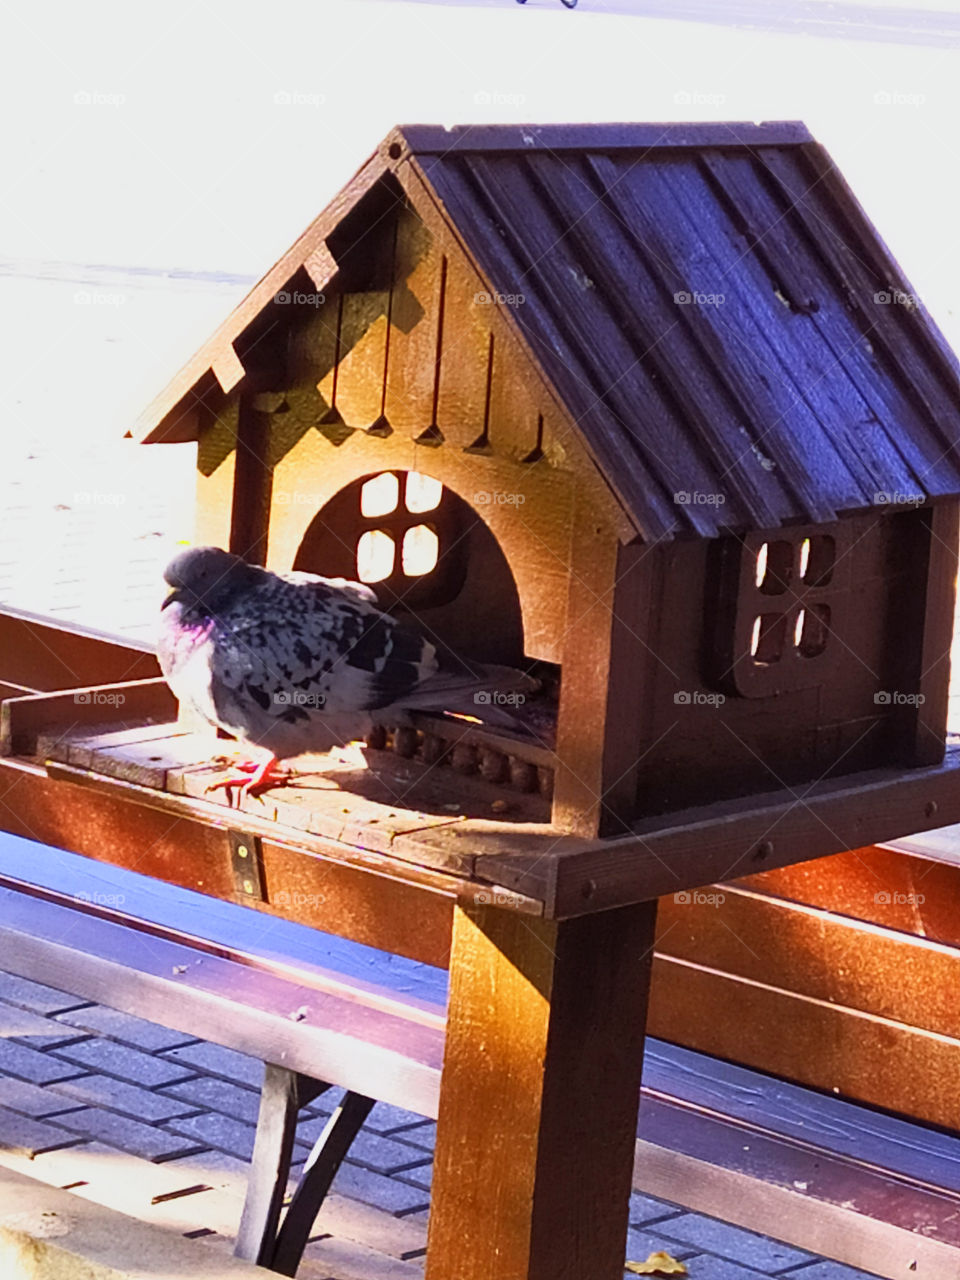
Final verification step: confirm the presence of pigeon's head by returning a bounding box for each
[161,546,262,617]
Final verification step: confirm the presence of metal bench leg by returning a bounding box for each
[270,1091,376,1276]
[235,1065,332,1266]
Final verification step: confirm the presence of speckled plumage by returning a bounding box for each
[157,546,527,761]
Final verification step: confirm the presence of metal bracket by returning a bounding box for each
[228,830,265,902]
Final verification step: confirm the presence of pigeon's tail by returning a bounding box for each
[397,662,539,727]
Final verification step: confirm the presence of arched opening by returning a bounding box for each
[293,470,526,666]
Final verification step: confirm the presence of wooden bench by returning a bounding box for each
[4,838,960,1279]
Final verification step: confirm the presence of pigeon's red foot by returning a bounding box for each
[205,755,293,802]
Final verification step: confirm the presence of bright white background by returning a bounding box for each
[0,0,958,634]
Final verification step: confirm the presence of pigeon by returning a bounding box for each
[157,545,534,795]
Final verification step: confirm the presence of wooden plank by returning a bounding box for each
[741,842,960,945]
[0,680,177,757]
[913,502,959,763]
[426,900,657,1280]
[332,290,392,429]
[552,527,653,838]
[0,886,444,1119]
[476,746,960,916]
[647,955,960,1132]
[655,882,960,1039]
[383,203,442,435]
[631,1134,960,1280]
[0,607,159,691]
[434,253,491,448]
[391,122,813,156]
[0,757,456,968]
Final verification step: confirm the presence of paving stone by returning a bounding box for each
[55,1005,198,1052]
[315,1192,429,1260]
[0,1037,87,1084]
[49,1073,202,1122]
[672,1256,774,1278]
[161,1041,263,1089]
[302,1235,425,1279]
[387,1122,435,1153]
[0,1074,87,1118]
[331,1161,430,1215]
[51,1036,194,1086]
[297,1119,430,1176]
[629,1190,684,1225]
[0,1105,85,1157]
[658,1214,815,1273]
[53,1106,207,1160]
[0,972,89,1014]
[163,1109,306,1162]
[366,1102,432,1135]
[777,1264,875,1279]
[0,998,78,1040]
[393,1161,432,1192]
[625,1226,699,1265]
[162,1074,263,1125]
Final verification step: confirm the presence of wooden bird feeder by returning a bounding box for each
[115,120,960,845]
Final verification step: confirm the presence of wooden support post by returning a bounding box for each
[426,898,658,1280]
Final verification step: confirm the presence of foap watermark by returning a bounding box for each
[475,290,525,307]
[674,490,726,507]
[674,290,724,306]
[474,490,525,506]
[874,289,921,309]
[674,890,726,906]
[473,889,528,909]
[875,891,925,905]
[474,690,526,707]
[473,90,527,107]
[74,290,127,307]
[273,890,327,908]
[274,490,322,506]
[274,691,326,708]
[874,490,924,507]
[274,290,325,308]
[873,89,926,107]
[73,491,126,506]
[74,89,125,108]
[74,691,126,706]
[74,891,125,907]
[673,90,727,107]
[273,90,326,108]
[674,690,726,707]
[875,690,926,706]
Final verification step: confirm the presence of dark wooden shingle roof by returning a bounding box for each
[405,122,960,539]
[134,122,960,542]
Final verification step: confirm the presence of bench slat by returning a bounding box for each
[0,886,443,1119]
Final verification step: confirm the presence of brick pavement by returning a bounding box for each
[0,973,876,1280]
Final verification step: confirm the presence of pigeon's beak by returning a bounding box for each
[161,586,181,611]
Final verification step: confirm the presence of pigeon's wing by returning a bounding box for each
[210,580,438,720]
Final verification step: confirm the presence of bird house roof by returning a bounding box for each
[133,121,960,541]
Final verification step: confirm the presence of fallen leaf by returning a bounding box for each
[625,1252,688,1276]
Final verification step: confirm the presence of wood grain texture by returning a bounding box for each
[476,746,960,916]
[0,756,456,967]
[426,900,657,1280]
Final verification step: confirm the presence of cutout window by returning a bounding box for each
[353,471,457,600]
[721,525,841,696]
